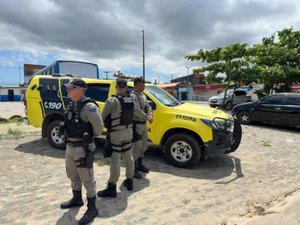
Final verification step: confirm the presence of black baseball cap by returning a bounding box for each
[63,78,87,89]
[116,78,127,88]
[133,77,145,85]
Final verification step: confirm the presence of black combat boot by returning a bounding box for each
[78,196,98,225]
[123,178,133,191]
[137,158,149,173]
[60,190,84,209]
[97,182,117,198]
[133,161,142,179]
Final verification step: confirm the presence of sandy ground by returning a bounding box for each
[0,102,299,225]
[0,102,27,119]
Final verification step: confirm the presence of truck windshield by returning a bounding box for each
[146,86,180,106]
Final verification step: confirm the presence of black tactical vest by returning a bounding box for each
[104,94,134,130]
[64,97,96,138]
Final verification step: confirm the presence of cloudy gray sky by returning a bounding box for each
[0,0,299,84]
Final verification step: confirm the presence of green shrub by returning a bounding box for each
[7,128,24,136]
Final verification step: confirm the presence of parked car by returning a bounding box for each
[209,88,253,110]
[231,93,300,127]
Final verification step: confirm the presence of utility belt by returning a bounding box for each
[67,140,83,147]
[111,141,132,152]
[67,138,95,169]
[103,137,132,158]
[109,124,133,132]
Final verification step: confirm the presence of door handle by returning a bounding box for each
[275,107,281,110]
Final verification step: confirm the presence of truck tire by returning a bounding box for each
[47,120,66,150]
[164,133,201,168]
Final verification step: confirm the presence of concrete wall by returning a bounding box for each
[0,87,26,102]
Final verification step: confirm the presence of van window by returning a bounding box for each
[234,90,246,96]
[39,78,60,100]
[60,78,71,97]
[86,84,110,102]
[126,87,133,94]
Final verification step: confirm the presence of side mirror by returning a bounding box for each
[31,84,37,90]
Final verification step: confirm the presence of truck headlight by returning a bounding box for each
[214,118,234,132]
[201,118,234,132]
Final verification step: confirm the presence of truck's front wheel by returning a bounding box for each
[47,120,66,150]
[164,133,201,168]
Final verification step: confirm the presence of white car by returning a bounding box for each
[209,88,254,110]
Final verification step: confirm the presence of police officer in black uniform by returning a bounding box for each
[60,78,104,225]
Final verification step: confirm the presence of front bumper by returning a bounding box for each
[208,101,221,107]
[204,130,233,154]
[204,119,241,155]
[209,103,221,108]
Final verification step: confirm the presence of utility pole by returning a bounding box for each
[142,30,145,80]
[103,71,110,79]
[19,66,21,85]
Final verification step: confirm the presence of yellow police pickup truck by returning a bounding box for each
[24,74,242,168]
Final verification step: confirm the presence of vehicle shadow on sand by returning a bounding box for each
[15,137,66,159]
[15,137,243,182]
[143,146,243,181]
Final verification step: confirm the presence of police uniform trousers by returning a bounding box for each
[132,123,148,161]
[109,128,134,184]
[65,143,96,198]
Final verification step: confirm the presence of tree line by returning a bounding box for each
[185,27,300,95]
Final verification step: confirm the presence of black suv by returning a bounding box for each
[231,93,300,127]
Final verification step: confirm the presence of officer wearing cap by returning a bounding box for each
[131,77,153,179]
[97,78,136,197]
[60,78,104,225]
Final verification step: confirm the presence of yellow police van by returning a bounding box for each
[24,74,242,168]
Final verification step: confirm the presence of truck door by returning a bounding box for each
[39,78,65,116]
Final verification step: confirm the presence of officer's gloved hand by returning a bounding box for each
[59,121,65,136]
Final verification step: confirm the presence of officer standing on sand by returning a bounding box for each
[60,78,104,225]
[131,77,153,179]
[98,78,136,198]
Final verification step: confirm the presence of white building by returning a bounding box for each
[0,86,26,102]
